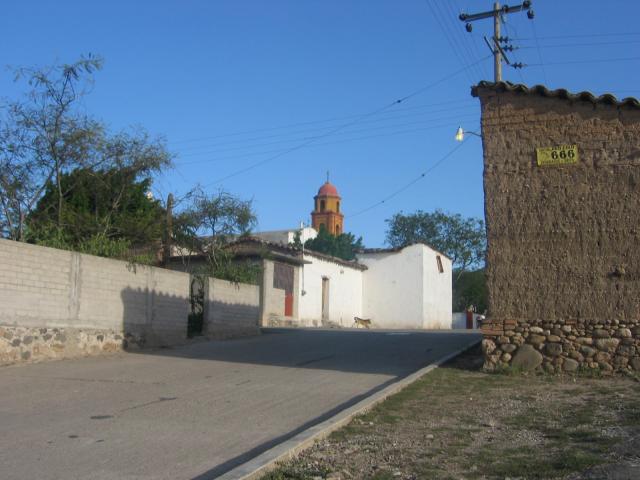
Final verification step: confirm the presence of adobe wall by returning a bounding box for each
[475,85,640,373]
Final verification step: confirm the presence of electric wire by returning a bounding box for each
[426,0,478,85]
[175,103,477,155]
[168,98,475,146]
[176,117,477,166]
[347,138,470,219]
[518,39,640,49]
[198,54,492,188]
[437,0,485,82]
[176,108,478,159]
[500,20,526,84]
[452,0,492,79]
[526,56,640,67]
[507,31,640,41]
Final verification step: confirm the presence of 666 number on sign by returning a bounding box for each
[536,144,578,166]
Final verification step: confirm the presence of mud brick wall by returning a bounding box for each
[474,84,640,373]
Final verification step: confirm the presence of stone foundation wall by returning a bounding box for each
[482,319,640,373]
[0,326,145,365]
[474,83,640,373]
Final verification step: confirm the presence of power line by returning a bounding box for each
[199,55,492,188]
[518,39,640,49]
[427,0,482,83]
[507,31,640,41]
[175,103,477,154]
[439,0,484,80]
[444,0,489,80]
[452,0,492,79]
[347,138,471,219]
[526,56,640,67]
[500,19,526,84]
[168,98,474,146]
[175,118,477,167]
[176,108,478,158]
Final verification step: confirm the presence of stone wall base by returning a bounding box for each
[482,319,640,374]
[0,325,145,366]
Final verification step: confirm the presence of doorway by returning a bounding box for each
[274,262,295,317]
[321,277,329,323]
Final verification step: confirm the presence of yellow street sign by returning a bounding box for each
[536,144,578,166]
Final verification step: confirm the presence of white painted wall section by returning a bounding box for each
[298,253,362,327]
[357,244,452,330]
[421,246,453,329]
[358,245,425,329]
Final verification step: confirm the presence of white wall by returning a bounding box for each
[298,254,362,327]
[358,245,425,329]
[253,227,317,246]
[357,244,452,330]
[421,247,453,329]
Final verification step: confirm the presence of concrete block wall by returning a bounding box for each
[205,278,261,338]
[0,239,190,365]
[260,259,288,326]
[0,239,74,327]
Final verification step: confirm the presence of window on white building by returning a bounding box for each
[436,255,444,273]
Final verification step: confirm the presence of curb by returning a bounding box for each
[217,336,481,480]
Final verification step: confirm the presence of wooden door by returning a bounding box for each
[285,293,294,316]
[274,262,295,317]
[321,277,329,323]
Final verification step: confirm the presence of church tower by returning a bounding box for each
[311,180,344,235]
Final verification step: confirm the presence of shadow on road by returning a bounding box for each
[125,326,479,377]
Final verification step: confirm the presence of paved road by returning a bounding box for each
[0,328,478,480]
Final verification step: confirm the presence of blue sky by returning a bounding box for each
[3,1,639,246]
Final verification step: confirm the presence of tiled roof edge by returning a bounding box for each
[303,249,368,271]
[471,81,640,109]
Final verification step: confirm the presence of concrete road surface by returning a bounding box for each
[0,328,479,480]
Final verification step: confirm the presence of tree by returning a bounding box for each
[385,209,486,277]
[173,188,260,283]
[452,268,487,313]
[304,226,364,261]
[28,164,165,252]
[0,56,103,240]
[0,56,171,245]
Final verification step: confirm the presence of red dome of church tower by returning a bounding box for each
[312,179,344,235]
[318,181,339,197]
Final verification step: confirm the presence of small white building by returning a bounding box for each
[358,244,452,330]
[294,243,452,329]
[227,235,453,330]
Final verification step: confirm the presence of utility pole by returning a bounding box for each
[163,193,174,266]
[459,1,534,82]
[493,2,502,82]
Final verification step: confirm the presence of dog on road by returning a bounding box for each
[353,317,372,329]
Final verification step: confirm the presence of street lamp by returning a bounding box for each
[455,126,482,142]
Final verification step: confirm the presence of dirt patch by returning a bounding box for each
[262,346,640,480]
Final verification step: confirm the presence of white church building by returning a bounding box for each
[231,180,453,330]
